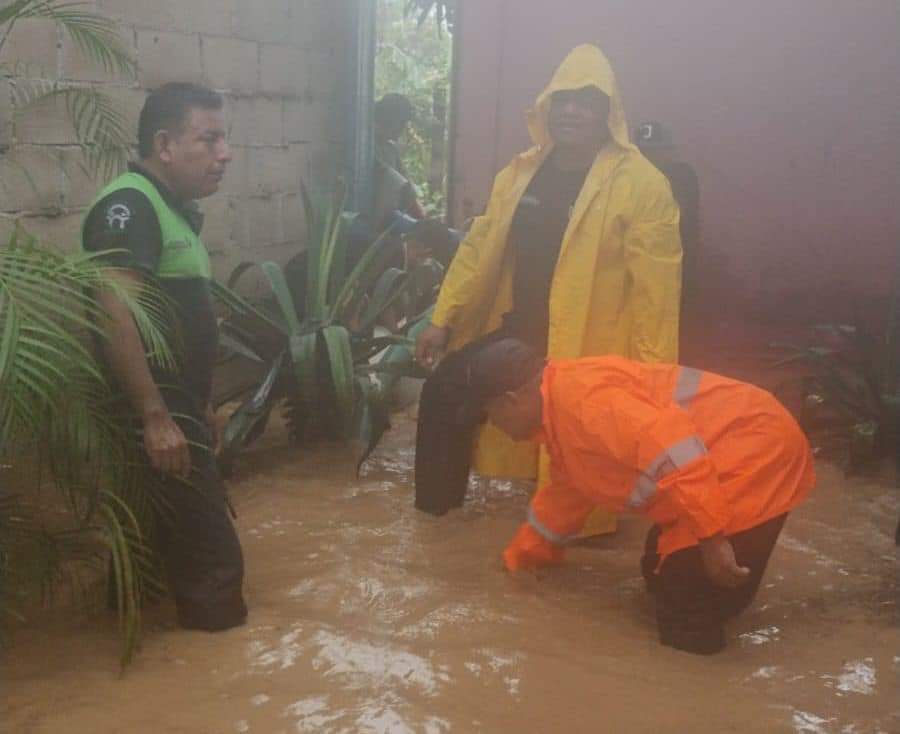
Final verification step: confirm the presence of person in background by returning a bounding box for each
[413,45,682,524]
[463,339,816,655]
[373,93,425,227]
[82,83,246,632]
[635,121,701,358]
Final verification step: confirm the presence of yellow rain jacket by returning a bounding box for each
[432,45,682,532]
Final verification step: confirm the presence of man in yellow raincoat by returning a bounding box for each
[414,45,682,524]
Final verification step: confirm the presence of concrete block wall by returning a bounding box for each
[0,0,356,282]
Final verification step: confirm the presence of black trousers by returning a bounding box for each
[414,330,514,515]
[149,392,247,632]
[640,513,787,655]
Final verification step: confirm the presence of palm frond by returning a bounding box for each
[0,230,177,663]
[13,81,133,180]
[1,1,134,77]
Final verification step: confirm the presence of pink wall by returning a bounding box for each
[449,0,900,320]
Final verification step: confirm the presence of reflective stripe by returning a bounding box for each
[674,367,703,409]
[626,435,709,510]
[527,506,578,546]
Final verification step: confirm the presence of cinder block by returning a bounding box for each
[233,0,290,44]
[14,91,77,145]
[102,85,144,145]
[0,79,13,152]
[283,98,317,144]
[98,0,175,31]
[0,18,59,80]
[259,44,307,97]
[202,36,258,94]
[304,49,336,96]
[137,30,204,88]
[18,211,84,252]
[230,96,283,146]
[306,141,341,184]
[59,147,103,209]
[246,146,302,197]
[244,195,279,249]
[280,192,307,243]
[0,146,64,213]
[216,143,248,196]
[259,239,302,266]
[170,0,236,37]
[289,0,343,50]
[60,26,136,83]
[199,194,241,254]
[0,214,17,246]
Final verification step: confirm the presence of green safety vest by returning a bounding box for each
[82,171,211,280]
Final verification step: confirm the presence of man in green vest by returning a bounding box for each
[82,83,246,631]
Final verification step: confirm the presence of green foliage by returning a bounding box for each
[0,0,137,181]
[213,189,439,475]
[0,226,176,667]
[770,322,900,472]
[404,0,455,33]
[377,0,452,216]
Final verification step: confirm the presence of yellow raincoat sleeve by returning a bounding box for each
[430,166,515,331]
[623,175,683,363]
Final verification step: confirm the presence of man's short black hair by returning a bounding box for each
[138,82,224,159]
[459,339,545,423]
[374,93,414,128]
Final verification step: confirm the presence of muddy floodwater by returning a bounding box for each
[4,412,899,733]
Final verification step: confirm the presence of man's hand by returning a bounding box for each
[143,408,192,479]
[205,404,222,454]
[699,533,750,588]
[415,323,450,368]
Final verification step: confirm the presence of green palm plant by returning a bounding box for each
[0,225,175,667]
[1,0,137,180]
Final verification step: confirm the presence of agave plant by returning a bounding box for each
[0,226,176,666]
[213,187,440,476]
[1,0,137,180]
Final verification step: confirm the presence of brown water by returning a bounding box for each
[3,413,899,733]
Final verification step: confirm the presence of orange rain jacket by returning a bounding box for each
[503,357,816,571]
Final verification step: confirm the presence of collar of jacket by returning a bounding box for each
[128,162,205,234]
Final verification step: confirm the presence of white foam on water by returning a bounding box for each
[778,534,838,567]
[739,626,781,646]
[793,711,835,734]
[424,716,452,733]
[284,696,340,732]
[751,666,779,679]
[504,677,521,697]
[355,708,413,734]
[234,720,250,733]
[822,658,877,696]
[251,694,270,707]
[287,579,316,598]
[251,626,306,671]
[311,630,450,696]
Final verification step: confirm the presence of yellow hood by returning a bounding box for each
[526,44,633,152]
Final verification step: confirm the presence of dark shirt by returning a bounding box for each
[647,156,700,305]
[82,164,218,409]
[503,156,591,353]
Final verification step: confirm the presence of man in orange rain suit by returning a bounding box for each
[461,339,816,655]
